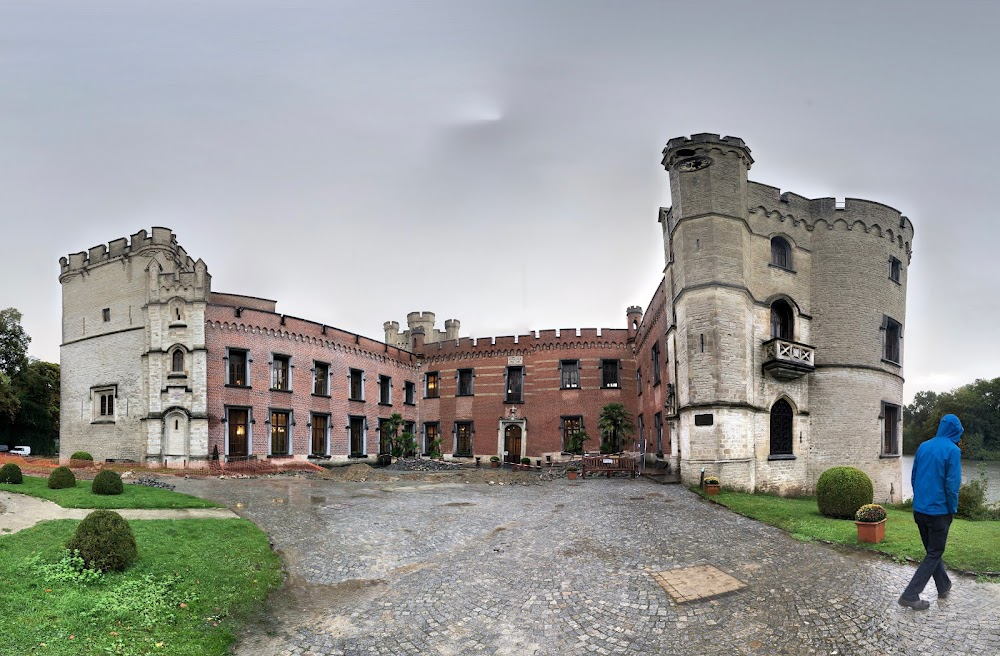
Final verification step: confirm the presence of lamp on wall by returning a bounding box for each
[220,415,227,423]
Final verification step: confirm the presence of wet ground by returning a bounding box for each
[173,473,1000,655]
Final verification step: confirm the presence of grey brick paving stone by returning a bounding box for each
[172,475,1000,655]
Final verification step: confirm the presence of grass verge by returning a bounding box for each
[0,475,220,509]
[0,518,281,655]
[696,488,1000,574]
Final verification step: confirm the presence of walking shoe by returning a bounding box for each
[938,583,952,599]
[898,596,930,610]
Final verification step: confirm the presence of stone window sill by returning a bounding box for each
[767,454,797,461]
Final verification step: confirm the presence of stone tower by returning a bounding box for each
[59,227,211,467]
[660,133,912,501]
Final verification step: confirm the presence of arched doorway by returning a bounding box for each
[504,424,522,464]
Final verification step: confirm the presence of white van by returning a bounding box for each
[9,446,30,456]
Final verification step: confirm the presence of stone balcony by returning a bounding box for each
[762,338,816,380]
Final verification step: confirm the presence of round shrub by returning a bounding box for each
[92,470,124,495]
[48,466,77,489]
[816,466,873,519]
[69,451,93,462]
[958,477,987,519]
[0,463,23,484]
[65,510,137,573]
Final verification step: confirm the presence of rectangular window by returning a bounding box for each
[561,416,583,454]
[889,256,902,284]
[270,411,290,455]
[560,360,580,389]
[424,422,439,455]
[313,362,330,396]
[93,386,116,421]
[311,414,329,456]
[455,421,473,456]
[227,407,250,457]
[651,342,661,385]
[349,416,366,455]
[379,375,392,405]
[505,366,524,403]
[425,371,439,399]
[102,308,110,322]
[457,369,474,396]
[349,368,365,401]
[883,316,902,364]
[404,381,415,405]
[227,349,248,387]
[271,355,290,391]
[654,413,663,455]
[636,368,642,395]
[637,414,644,446]
[882,403,901,455]
[378,418,392,454]
[601,359,620,389]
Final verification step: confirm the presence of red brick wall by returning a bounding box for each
[418,329,637,459]
[205,305,419,461]
[634,279,671,456]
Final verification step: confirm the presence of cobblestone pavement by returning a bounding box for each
[173,476,1000,655]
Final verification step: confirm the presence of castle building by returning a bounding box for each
[59,134,911,500]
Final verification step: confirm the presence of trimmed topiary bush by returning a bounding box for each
[65,510,137,573]
[92,470,124,495]
[48,466,77,489]
[816,466,873,519]
[0,463,23,484]
[69,451,94,462]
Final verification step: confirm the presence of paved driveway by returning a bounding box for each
[173,475,1000,655]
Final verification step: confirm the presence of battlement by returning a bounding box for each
[424,327,631,358]
[59,227,196,276]
[406,311,436,325]
[747,182,914,242]
[662,133,753,167]
[626,305,643,315]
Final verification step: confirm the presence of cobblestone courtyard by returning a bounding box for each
[174,475,1000,655]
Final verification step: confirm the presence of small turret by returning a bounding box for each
[384,321,400,346]
[411,326,425,353]
[444,319,461,340]
[626,306,643,341]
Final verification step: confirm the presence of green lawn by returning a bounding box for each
[0,475,220,509]
[0,518,282,656]
[698,489,1000,574]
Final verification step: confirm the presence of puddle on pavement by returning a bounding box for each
[309,496,326,504]
[442,502,477,507]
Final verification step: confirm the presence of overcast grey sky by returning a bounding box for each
[2,1,998,403]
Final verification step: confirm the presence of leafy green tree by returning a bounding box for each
[905,378,1000,460]
[565,429,590,456]
[0,308,30,378]
[0,372,19,422]
[598,403,635,454]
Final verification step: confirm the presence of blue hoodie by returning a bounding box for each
[911,414,963,515]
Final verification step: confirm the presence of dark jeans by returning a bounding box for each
[900,511,953,600]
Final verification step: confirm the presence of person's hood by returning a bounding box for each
[935,414,964,443]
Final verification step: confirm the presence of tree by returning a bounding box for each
[598,403,636,454]
[0,372,19,422]
[0,308,30,378]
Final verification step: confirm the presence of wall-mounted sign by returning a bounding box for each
[508,355,523,365]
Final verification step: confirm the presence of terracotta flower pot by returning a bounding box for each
[704,483,720,496]
[491,461,499,468]
[567,471,578,480]
[855,519,886,544]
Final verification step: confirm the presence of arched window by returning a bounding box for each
[171,349,184,372]
[770,399,793,456]
[770,300,794,340]
[771,236,791,269]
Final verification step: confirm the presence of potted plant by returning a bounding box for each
[567,466,579,481]
[536,459,542,469]
[855,504,888,543]
[703,475,721,495]
[521,457,531,470]
[490,456,500,468]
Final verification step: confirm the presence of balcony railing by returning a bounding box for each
[762,338,816,380]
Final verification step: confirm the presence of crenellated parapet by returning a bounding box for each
[747,181,914,258]
[59,227,197,280]
[420,327,631,364]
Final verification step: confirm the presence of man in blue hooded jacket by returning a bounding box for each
[898,414,963,610]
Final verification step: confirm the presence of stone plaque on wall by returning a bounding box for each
[508,356,523,365]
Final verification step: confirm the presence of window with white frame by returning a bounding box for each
[560,360,580,389]
[310,413,329,456]
[313,361,330,396]
[271,355,291,391]
[454,421,473,456]
[349,416,366,455]
[270,410,291,455]
[92,386,116,422]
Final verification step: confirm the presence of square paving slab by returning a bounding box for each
[652,564,746,604]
